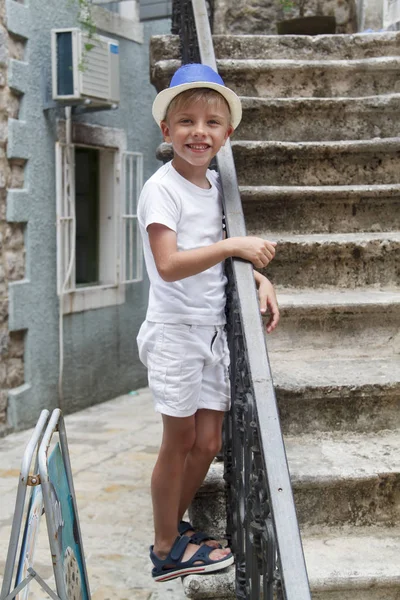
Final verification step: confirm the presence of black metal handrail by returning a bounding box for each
[170,1,311,599]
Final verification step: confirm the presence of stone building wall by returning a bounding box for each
[0,3,26,434]
[213,0,358,35]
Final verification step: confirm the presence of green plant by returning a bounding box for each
[280,0,308,18]
[69,0,97,70]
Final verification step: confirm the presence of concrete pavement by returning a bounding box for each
[0,388,186,600]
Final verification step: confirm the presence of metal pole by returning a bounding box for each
[0,410,50,599]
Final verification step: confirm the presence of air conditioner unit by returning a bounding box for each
[51,28,120,106]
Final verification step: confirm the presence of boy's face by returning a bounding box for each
[160,95,234,174]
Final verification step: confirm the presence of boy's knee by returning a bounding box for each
[193,434,222,459]
[163,423,196,455]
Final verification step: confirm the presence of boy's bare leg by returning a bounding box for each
[178,409,225,527]
[152,412,229,561]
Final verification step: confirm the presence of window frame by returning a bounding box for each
[56,121,143,315]
[90,1,144,44]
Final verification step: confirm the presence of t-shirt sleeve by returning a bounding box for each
[139,181,180,233]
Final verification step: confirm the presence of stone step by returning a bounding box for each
[191,427,400,534]
[303,527,400,600]
[274,358,400,435]
[182,528,400,600]
[150,32,400,64]
[266,288,400,357]
[152,57,400,98]
[241,184,400,235]
[237,95,400,142]
[258,232,400,288]
[233,138,400,187]
[286,429,400,528]
[158,139,400,187]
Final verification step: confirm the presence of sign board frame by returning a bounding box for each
[0,409,91,600]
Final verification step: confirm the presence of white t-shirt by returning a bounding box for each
[138,161,227,325]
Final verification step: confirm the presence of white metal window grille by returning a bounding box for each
[121,151,143,283]
[56,143,76,295]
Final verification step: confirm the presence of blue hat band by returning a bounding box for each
[170,64,225,89]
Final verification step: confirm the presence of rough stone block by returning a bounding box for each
[8,160,25,189]
[0,329,8,355]
[242,185,400,235]
[6,357,23,387]
[189,462,227,540]
[0,389,7,424]
[5,249,25,281]
[212,0,357,35]
[233,139,400,187]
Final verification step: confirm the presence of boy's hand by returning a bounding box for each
[230,236,277,268]
[254,272,280,333]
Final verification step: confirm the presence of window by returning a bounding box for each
[102,2,120,14]
[56,129,143,314]
[91,1,144,43]
[139,0,172,21]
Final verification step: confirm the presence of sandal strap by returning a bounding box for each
[150,535,191,569]
[170,535,191,562]
[178,520,223,549]
[178,520,193,536]
[189,531,214,545]
[189,542,221,563]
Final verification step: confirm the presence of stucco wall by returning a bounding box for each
[5,0,169,431]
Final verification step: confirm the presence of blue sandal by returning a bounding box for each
[150,535,234,582]
[178,520,223,548]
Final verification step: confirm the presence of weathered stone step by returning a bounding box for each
[303,527,400,599]
[274,360,400,435]
[151,32,400,64]
[259,232,400,288]
[183,528,400,599]
[233,138,400,187]
[286,430,400,528]
[241,184,400,235]
[237,95,400,142]
[191,427,400,534]
[266,289,400,358]
[152,57,400,98]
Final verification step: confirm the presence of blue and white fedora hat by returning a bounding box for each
[152,63,242,129]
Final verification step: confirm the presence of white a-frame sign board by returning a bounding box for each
[0,409,91,600]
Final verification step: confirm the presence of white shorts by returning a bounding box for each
[136,321,231,418]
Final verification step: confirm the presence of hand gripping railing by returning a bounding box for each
[171,1,312,598]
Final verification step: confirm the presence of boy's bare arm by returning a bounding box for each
[254,270,280,333]
[148,223,276,282]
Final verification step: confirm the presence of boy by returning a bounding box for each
[137,63,279,581]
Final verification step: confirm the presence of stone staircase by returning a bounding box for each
[150,32,400,599]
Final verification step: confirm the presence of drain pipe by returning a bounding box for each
[58,107,76,407]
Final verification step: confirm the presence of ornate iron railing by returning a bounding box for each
[170,1,311,599]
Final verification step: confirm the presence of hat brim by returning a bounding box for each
[152,81,242,130]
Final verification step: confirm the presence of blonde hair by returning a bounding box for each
[165,88,232,125]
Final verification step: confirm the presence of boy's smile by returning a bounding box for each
[161,97,233,186]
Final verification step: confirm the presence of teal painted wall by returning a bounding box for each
[6,0,168,429]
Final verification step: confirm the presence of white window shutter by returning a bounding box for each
[56,142,76,295]
[121,151,143,284]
